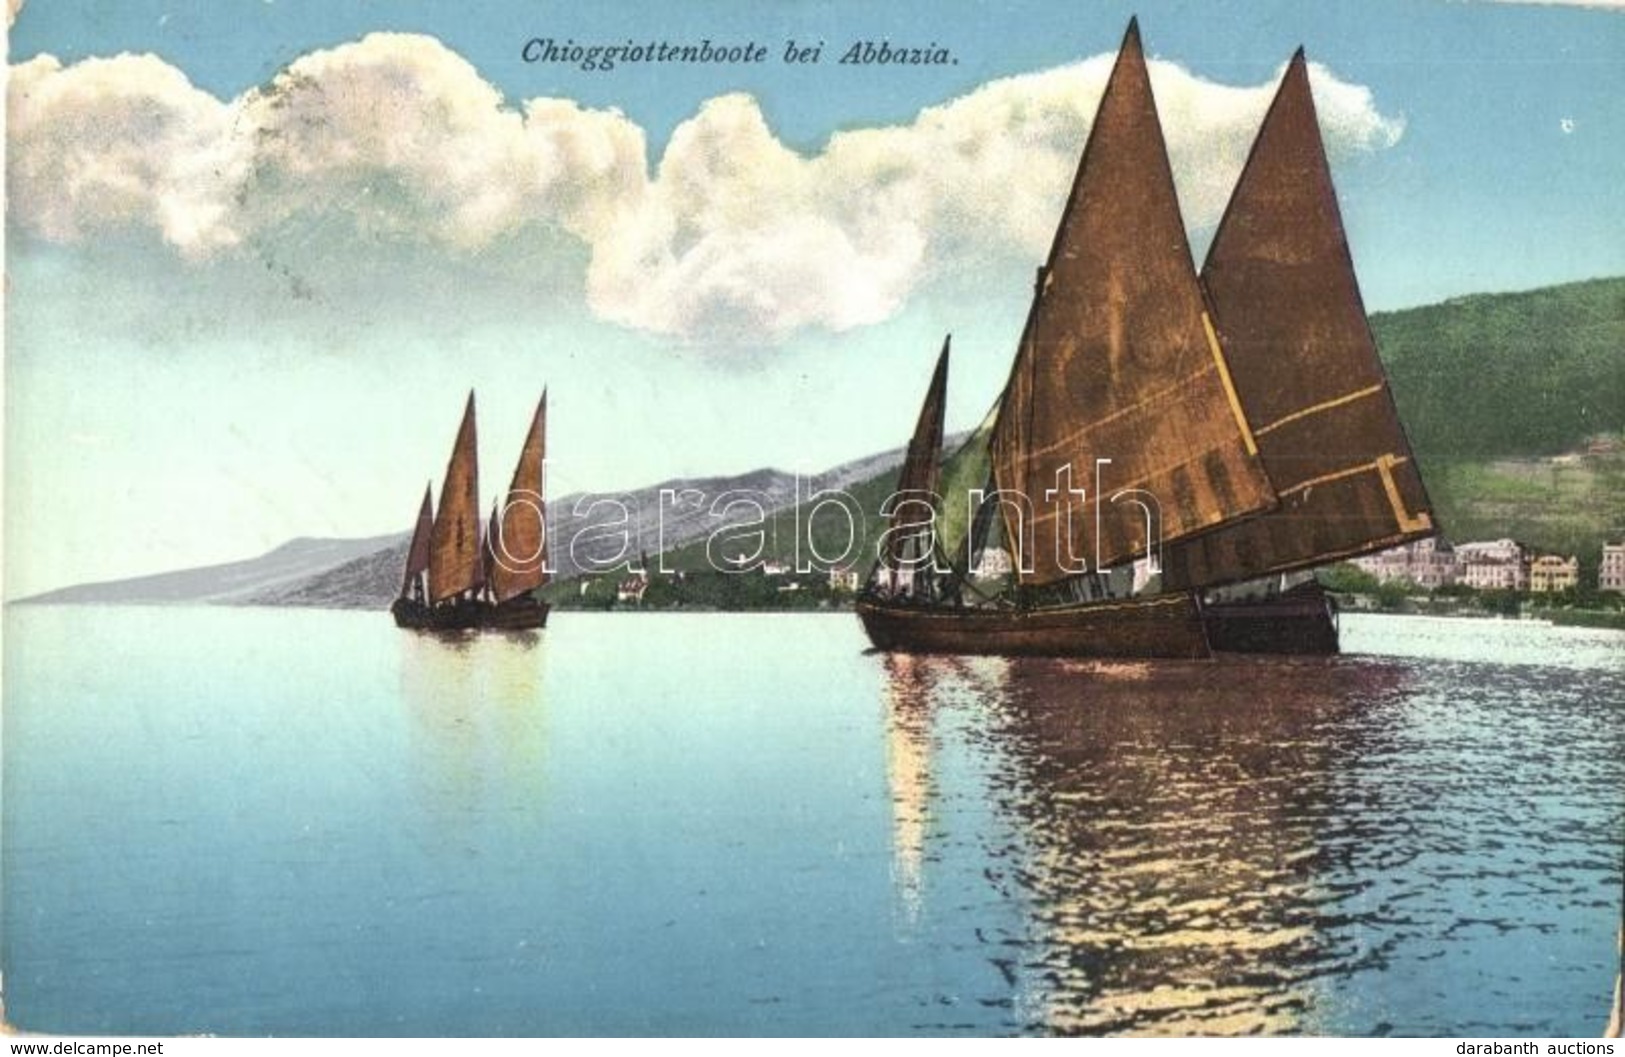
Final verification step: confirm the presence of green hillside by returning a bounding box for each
[1420,450,1625,573]
[1371,277,1625,566]
[1372,277,1624,460]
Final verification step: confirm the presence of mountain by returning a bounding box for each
[19,278,1621,609]
[17,445,917,610]
[17,535,406,606]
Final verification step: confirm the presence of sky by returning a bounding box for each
[5,0,1624,597]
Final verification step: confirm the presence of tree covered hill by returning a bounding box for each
[1372,277,1623,460]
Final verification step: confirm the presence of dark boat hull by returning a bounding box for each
[391,597,550,632]
[1199,582,1339,655]
[855,592,1211,659]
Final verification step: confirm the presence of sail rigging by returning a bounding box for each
[490,392,550,602]
[482,500,499,595]
[1162,52,1435,591]
[427,392,482,603]
[988,19,1274,586]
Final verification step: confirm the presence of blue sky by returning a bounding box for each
[5,0,1623,596]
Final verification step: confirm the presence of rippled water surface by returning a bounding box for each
[4,607,1621,1035]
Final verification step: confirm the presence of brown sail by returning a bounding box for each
[882,338,950,569]
[427,391,482,602]
[399,483,434,598]
[1162,52,1433,591]
[490,392,549,602]
[989,20,1273,586]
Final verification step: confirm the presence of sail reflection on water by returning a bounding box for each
[877,653,1412,1034]
[881,655,936,925]
[881,654,1019,928]
[396,630,552,838]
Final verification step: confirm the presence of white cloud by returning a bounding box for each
[7,0,24,29]
[586,55,1402,342]
[6,34,1405,346]
[8,53,243,255]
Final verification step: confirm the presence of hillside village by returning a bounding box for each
[1351,537,1624,595]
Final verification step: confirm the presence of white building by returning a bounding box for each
[1351,538,1457,587]
[1599,542,1625,593]
[1455,539,1532,592]
[827,566,861,592]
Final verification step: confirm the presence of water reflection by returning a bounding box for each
[880,654,1017,928]
[397,630,551,839]
[881,654,934,925]
[880,652,1413,1035]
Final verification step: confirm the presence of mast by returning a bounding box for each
[427,391,482,603]
[987,19,1274,587]
[882,338,950,572]
[1162,51,1435,591]
[399,483,434,600]
[481,500,499,599]
[490,392,550,603]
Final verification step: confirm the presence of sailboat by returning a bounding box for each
[855,21,1435,659]
[1165,48,1434,653]
[391,391,552,631]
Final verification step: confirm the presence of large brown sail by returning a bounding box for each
[490,393,550,602]
[1162,52,1433,591]
[989,20,1273,586]
[427,391,482,602]
[882,339,950,569]
[399,483,434,597]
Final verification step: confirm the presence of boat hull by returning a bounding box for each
[1199,582,1339,655]
[855,592,1211,659]
[391,596,550,632]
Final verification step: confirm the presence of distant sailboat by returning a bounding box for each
[392,391,551,631]
[855,21,1437,659]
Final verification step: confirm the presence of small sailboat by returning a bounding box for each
[392,391,551,631]
[855,21,1436,659]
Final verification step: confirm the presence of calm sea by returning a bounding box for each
[3,607,1621,1036]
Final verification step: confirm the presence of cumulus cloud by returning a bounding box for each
[234,35,645,253]
[8,52,243,255]
[6,33,1405,346]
